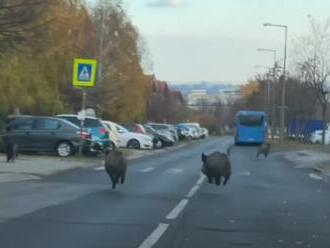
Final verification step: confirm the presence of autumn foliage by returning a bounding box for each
[0,0,154,123]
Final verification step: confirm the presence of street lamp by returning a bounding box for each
[256,48,277,64]
[263,22,288,143]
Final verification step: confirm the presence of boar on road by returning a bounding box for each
[104,148,127,189]
[201,151,231,186]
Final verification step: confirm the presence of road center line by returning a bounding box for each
[138,223,169,248]
[186,185,200,198]
[166,199,189,220]
[94,166,104,171]
[309,173,323,180]
[165,168,183,174]
[140,167,155,173]
[197,174,205,185]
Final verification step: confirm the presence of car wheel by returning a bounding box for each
[56,141,73,157]
[127,139,141,149]
[155,139,162,148]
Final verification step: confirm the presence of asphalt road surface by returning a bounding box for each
[0,137,329,248]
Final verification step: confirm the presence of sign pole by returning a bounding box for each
[79,89,87,156]
[72,58,97,156]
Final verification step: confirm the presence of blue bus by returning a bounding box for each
[235,111,267,145]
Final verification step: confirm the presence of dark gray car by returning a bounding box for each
[2,116,86,157]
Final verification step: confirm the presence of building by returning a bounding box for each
[214,88,241,104]
[187,90,208,107]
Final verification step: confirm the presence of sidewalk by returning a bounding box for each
[284,149,330,177]
[0,140,192,183]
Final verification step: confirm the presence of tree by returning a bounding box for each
[294,16,330,144]
[0,0,50,51]
[91,0,149,122]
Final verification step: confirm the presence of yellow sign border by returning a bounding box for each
[73,58,97,87]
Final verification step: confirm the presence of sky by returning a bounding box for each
[91,0,330,84]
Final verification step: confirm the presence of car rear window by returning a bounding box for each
[84,118,102,128]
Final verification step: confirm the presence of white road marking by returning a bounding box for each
[138,172,205,247]
[140,167,155,173]
[166,199,189,220]
[197,174,205,185]
[94,166,104,171]
[238,171,251,176]
[309,173,323,180]
[138,223,169,248]
[186,185,200,198]
[165,168,183,174]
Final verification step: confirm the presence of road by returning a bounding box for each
[0,137,329,248]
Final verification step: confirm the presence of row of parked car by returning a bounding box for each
[1,114,209,157]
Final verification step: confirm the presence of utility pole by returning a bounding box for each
[263,23,288,143]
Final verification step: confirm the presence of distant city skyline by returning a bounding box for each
[89,0,330,84]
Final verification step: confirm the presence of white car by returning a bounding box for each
[180,123,203,139]
[310,130,330,144]
[102,120,120,148]
[201,128,209,138]
[114,123,153,149]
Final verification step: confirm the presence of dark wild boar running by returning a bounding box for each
[201,151,231,186]
[104,148,127,189]
[3,136,18,163]
[256,143,271,158]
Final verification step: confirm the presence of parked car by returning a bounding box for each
[121,123,146,134]
[2,115,89,157]
[176,124,192,140]
[201,128,209,138]
[310,130,330,144]
[144,125,174,147]
[179,123,203,139]
[56,114,110,154]
[114,123,153,149]
[146,123,178,142]
[102,120,120,148]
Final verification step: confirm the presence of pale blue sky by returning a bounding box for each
[92,0,330,83]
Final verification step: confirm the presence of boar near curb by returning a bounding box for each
[2,136,18,163]
[201,152,231,186]
[256,143,271,158]
[104,148,127,189]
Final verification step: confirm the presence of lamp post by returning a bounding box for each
[256,48,277,64]
[256,48,278,138]
[263,23,288,143]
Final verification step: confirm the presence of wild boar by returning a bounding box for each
[226,144,234,156]
[104,148,127,189]
[3,136,18,163]
[256,143,271,158]
[201,151,231,186]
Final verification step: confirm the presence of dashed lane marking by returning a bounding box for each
[166,199,189,220]
[309,173,323,180]
[186,185,200,198]
[137,173,205,247]
[138,223,169,248]
[165,168,183,174]
[140,167,155,173]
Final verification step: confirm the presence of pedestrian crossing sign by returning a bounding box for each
[73,58,97,87]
